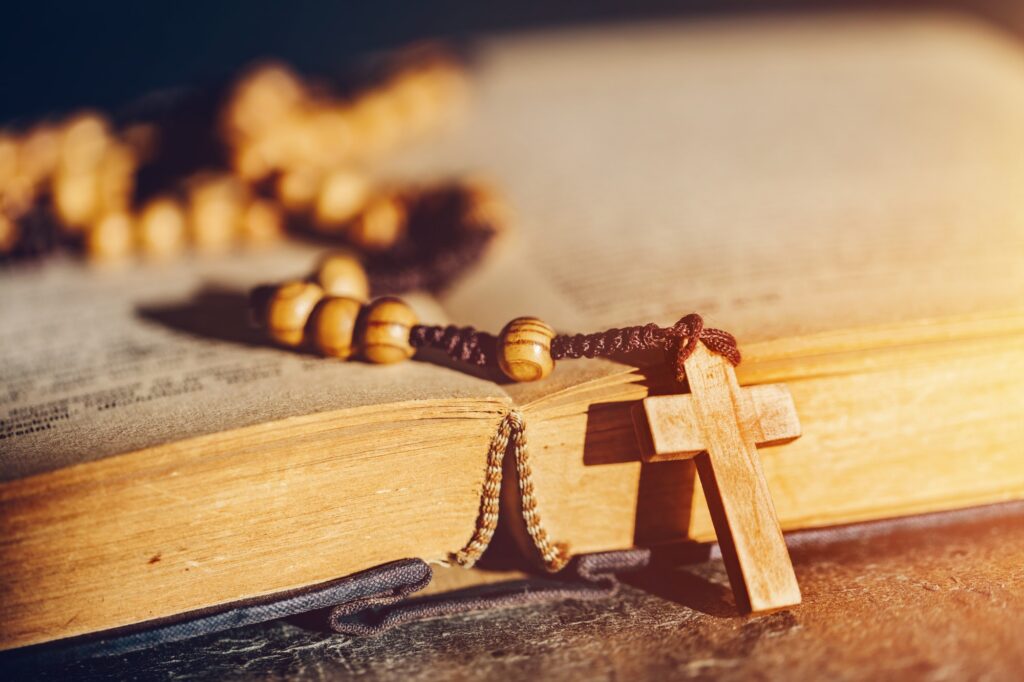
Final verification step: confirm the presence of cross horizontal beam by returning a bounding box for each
[633,383,801,462]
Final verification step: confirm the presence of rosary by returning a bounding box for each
[250,247,804,614]
[1,43,804,615]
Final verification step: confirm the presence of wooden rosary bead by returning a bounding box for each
[350,92,403,157]
[497,317,556,382]
[348,193,406,251]
[138,197,187,259]
[18,125,60,185]
[59,113,110,174]
[188,175,244,253]
[53,168,99,228]
[277,168,321,212]
[1,174,35,219]
[86,212,134,261]
[95,142,136,214]
[266,280,324,347]
[232,143,272,183]
[226,64,306,140]
[389,70,442,137]
[314,169,368,228]
[309,296,363,359]
[462,178,508,232]
[240,198,284,245]
[315,251,370,300]
[359,296,417,364]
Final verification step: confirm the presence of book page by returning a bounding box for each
[6,13,1024,476]
[399,13,1024,364]
[0,247,507,481]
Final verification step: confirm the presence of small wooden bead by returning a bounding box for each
[95,142,136,213]
[226,64,306,139]
[498,317,556,382]
[310,296,363,359]
[359,296,417,364]
[86,212,134,261]
[266,280,324,347]
[314,169,368,229]
[277,167,321,213]
[232,143,272,183]
[389,70,443,136]
[53,168,99,228]
[189,175,244,253]
[315,251,369,300]
[350,92,403,157]
[462,178,508,232]
[348,193,406,251]
[138,197,186,259]
[60,112,110,173]
[240,198,284,245]
[18,125,60,184]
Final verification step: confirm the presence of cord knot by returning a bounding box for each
[662,314,741,383]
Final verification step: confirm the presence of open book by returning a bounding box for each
[3,11,1024,650]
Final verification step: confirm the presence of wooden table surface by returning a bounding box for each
[14,501,1024,681]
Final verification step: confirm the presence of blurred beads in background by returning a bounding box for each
[0,43,469,264]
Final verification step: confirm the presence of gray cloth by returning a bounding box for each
[3,549,651,669]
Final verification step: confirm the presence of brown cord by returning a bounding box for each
[551,313,741,383]
[409,324,494,366]
[411,313,740,383]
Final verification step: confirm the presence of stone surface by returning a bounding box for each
[12,503,1024,681]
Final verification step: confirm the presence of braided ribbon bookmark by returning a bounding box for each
[632,314,803,613]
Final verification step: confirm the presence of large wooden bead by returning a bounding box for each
[315,251,369,300]
[498,317,556,382]
[359,297,417,364]
[266,280,324,347]
[310,296,363,359]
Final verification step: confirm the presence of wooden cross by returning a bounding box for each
[632,344,803,613]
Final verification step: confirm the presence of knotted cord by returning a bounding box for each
[411,313,740,383]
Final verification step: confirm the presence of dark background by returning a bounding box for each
[1,1,1021,124]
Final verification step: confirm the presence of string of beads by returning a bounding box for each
[249,250,742,570]
[250,253,740,382]
[1,45,468,263]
